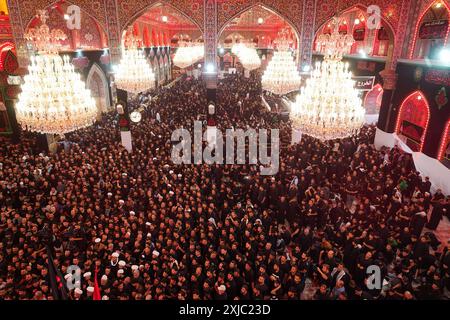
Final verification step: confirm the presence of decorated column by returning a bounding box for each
[6,0,28,67]
[299,0,317,71]
[203,0,218,104]
[105,0,121,65]
[0,50,21,143]
[377,0,413,134]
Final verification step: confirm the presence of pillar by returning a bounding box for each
[299,0,317,71]
[377,69,398,133]
[6,0,29,67]
[377,0,413,134]
[203,0,218,104]
[105,0,121,65]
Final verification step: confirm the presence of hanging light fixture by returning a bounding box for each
[290,17,365,141]
[261,29,301,95]
[173,37,203,69]
[238,42,261,71]
[15,10,97,135]
[114,28,155,94]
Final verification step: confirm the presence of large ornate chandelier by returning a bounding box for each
[234,41,261,71]
[114,29,155,94]
[173,39,204,69]
[290,17,365,141]
[262,29,301,95]
[15,10,97,135]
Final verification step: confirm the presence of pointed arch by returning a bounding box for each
[395,91,431,152]
[438,119,450,161]
[409,0,450,59]
[86,63,111,114]
[25,0,108,50]
[217,4,301,49]
[120,1,203,34]
[364,84,383,115]
[313,4,395,57]
[21,0,107,34]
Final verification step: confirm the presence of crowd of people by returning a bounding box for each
[0,73,449,300]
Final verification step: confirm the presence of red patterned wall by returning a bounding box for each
[117,0,204,32]
[216,0,303,38]
[27,2,106,50]
[19,0,106,31]
[315,0,401,32]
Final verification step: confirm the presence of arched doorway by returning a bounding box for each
[86,64,111,117]
[410,0,450,60]
[395,91,430,152]
[364,84,383,114]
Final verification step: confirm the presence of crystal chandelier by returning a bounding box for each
[234,41,261,71]
[15,10,97,135]
[290,17,365,141]
[261,29,301,95]
[231,42,245,56]
[114,29,155,94]
[173,39,204,69]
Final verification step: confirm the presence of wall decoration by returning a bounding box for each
[315,0,401,33]
[425,69,450,86]
[435,87,448,109]
[72,56,89,70]
[395,91,430,152]
[414,66,424,82]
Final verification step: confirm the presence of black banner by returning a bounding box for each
[419,19,448,39]
[353,76,375,91]
[353,28,365,41]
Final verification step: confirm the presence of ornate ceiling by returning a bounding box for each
[136,3,289,33]
[136,3,198,30]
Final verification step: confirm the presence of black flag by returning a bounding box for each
[46,246,69,300]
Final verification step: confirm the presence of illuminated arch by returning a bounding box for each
[363,84,383,114]
[217,4,301,50]
[86,63,111,114]
[24,0,108,42]
[409,0,450,59]
[314,4,395,57]
[395,91,431,152]
[121,2,203,34]
[438,119,450,161]
[0,41,15,71]
[25,1,108,50]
